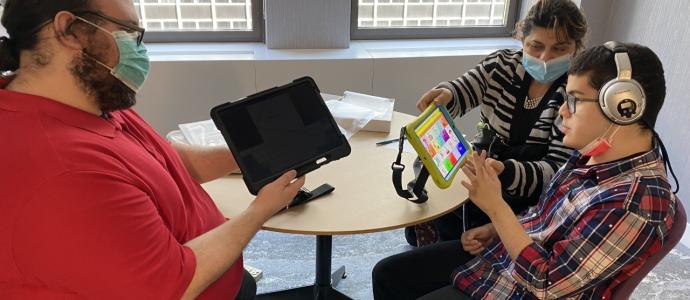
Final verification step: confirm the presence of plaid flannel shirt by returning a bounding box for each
[452,146,677,299]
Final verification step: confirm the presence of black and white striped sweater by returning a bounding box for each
[437,49,574,204]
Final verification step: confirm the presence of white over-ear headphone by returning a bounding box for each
[598,41,647,125]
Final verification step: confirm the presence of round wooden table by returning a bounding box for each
[203,111,468,299]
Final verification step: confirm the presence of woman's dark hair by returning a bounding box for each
[0,0,92,72]
[514,0,588,50]
[568,43,666,130]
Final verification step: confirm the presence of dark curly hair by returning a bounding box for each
[514,0,588,51]
[0,0,93,71]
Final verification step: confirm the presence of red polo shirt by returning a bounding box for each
[0,88,243,299]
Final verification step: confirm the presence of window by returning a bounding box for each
[134,0,263,43]
[351,0,520,39]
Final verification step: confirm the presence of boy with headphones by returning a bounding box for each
[373,42,680,299]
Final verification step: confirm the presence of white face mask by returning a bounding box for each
[522,52,572,83]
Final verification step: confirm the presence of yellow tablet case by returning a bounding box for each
[405,104,473,189]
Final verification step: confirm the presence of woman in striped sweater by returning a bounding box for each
[408,0,588,246]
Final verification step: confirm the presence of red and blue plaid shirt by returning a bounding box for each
[452,146,677,299]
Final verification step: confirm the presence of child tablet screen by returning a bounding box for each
[406,104,472,189]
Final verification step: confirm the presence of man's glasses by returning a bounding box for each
[566,94,599,114]
[73,11,145,45]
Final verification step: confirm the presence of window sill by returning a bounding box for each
[146,37,521,62]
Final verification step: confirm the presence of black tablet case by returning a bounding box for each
[210,77,351,195]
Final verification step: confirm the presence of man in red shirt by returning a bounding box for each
[0,0,305,299]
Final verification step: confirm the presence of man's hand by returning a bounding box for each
[416,88,453,112]
[461,224,497,255]
[252,170,305,218]
[182,170,305,300]
[461,151,504,215]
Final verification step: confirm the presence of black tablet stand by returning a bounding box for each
[280,183,335,212]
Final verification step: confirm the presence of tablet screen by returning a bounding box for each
[414,108,468,179]
[214,81,345,183]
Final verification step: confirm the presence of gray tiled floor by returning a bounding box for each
[244,229,690,300]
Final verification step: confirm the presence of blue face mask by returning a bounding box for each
[522,52,571,83]
[78,17,151,92]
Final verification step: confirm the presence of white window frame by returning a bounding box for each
[351,0,521,40]
[141,0,264,43]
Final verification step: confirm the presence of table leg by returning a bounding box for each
[257,235,352,300]
[314,235,332,291]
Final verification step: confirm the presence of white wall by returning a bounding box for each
[602,0,690,243]
[135,59,257,134]
[135,46,499,135]
[579,0,614,46]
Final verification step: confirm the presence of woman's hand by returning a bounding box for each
[416,88,453,112]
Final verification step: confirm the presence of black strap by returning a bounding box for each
[280,183,335,212]
[511,73,567,146]
[654,133,680,194]
[391,127,429,203]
